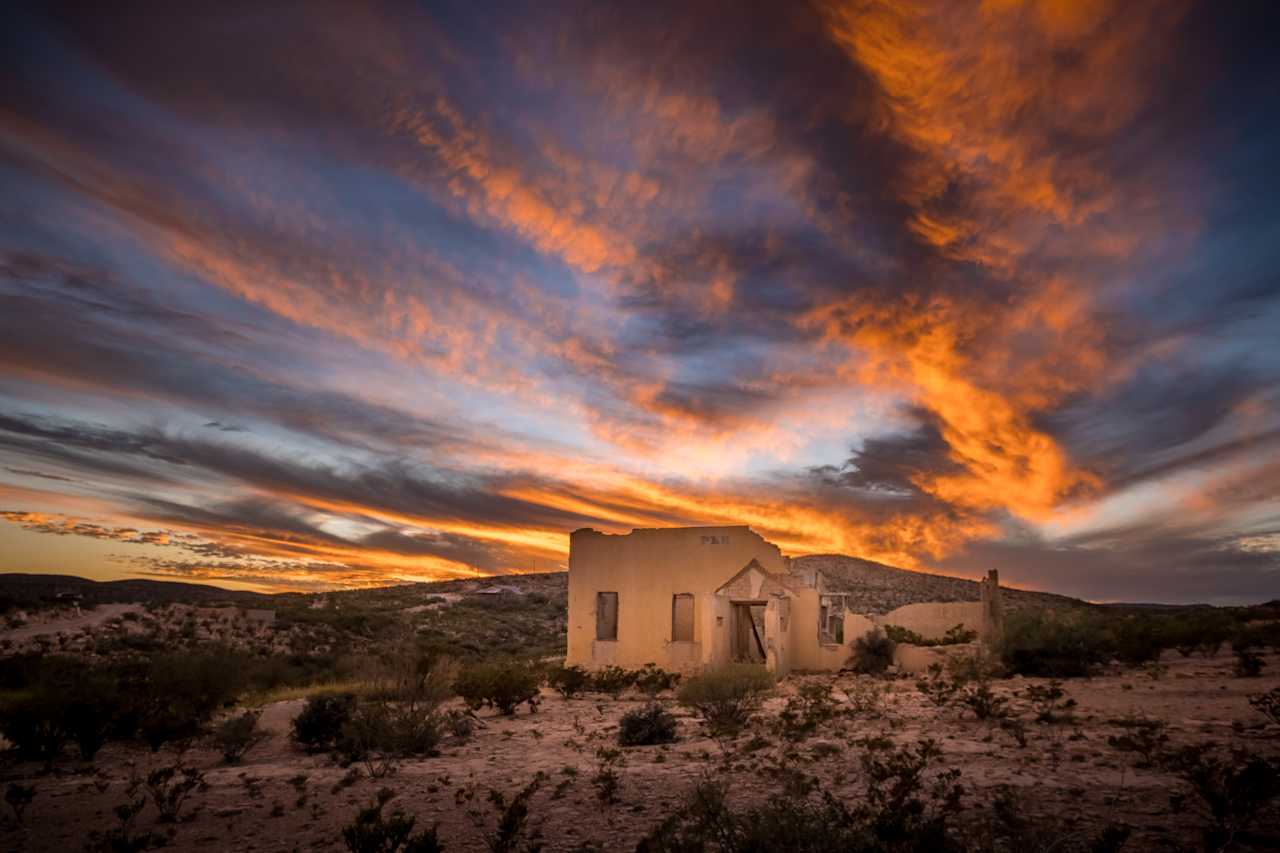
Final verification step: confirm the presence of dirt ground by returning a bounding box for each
[5,649,1280,852]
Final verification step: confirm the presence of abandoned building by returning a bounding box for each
[565,525,1003,676]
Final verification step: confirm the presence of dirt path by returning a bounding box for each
[2,602,142,643]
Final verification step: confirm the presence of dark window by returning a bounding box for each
[819,594,845,645]
[672,593,694,642]
[596,592,618,641]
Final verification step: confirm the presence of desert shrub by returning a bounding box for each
[978,786,1132,852]
[1022,680,1076,724]
[0,657,129,766]
[592,747,624,805]
[213,710,269,764]
[1111,617,1164,666]
[1000,612,1112,677]
[776,682,839,740]
[618,702,678,746]
[590,665,636,699]
[638,779,863,852]
[340,701,448,777]
[859,738,963,844]
[1248,687,1280,724]
[83,797,164,853]
[634,663,680,697]
[546,665,592,699]
[140,762,206,822]
[292,693,357,751]
[4,783,34,826]
[849,629,895,674]
[958,679,1010,721]
[373,644,456,709]
[885,624,978,647]
[342,788,444,853]
[0,694,68,769]
[1106,714,1170,768]
[1168,744,1280,851]
[455,660,541,715]
[132,649,248,751]
[676,665,772,735]
[1233,640,1265,677]
[639,739,963,852]
[914,663,960,708]
[479,775,545,853]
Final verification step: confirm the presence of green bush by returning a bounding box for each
[454,660,541,715]
[1000,612,1112,677]
[676,665,772,735]
[590,665,636,699]
[339,700,450,776]
[0,657,128,766]
[884,624,977,647]
[1111,617,1164,666]
[849,629,895,674]
[292,694,357,751]
[634,664,680,697]
[546,665,592,699]
[213,710,269,764]
[618,702,678,746]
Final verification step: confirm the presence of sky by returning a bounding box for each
[1,1,1278,603]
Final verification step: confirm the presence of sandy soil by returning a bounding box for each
[4,649,1280,851]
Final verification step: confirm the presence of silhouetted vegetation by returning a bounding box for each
[455,659,541,715]
[849,628,896,674]
[618,702,678,746]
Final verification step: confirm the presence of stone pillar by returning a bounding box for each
[981,569,1004,647]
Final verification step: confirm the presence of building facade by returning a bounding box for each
[565,525,1003,676]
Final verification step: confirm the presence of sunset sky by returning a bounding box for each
[2,1,1278,602]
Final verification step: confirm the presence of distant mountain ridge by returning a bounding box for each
[0,573,273,606]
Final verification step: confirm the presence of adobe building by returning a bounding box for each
[565,525,1003,676]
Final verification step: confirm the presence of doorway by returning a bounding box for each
[730,601,767,663]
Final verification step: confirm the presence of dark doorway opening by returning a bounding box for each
[730,601,767,663]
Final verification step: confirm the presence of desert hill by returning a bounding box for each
[793,554,1090,615]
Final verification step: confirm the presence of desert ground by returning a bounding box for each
[3,644,1279,852]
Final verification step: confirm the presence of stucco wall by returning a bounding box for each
[786,588,876,671]
[893,641,982,674]
[878,601,983,641]
[566,526,788,671]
